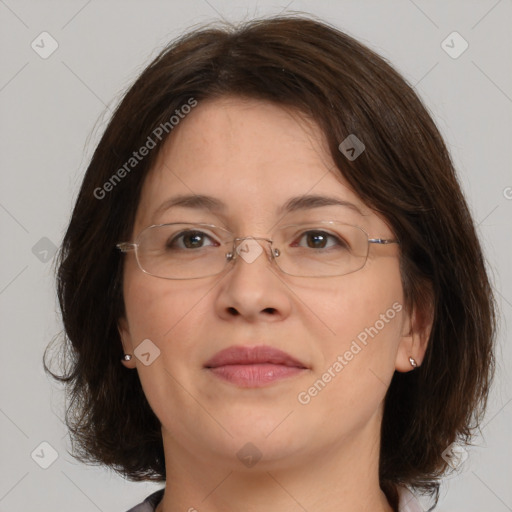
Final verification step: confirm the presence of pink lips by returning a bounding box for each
[204,345,308,388]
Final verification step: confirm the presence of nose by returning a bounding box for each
[214,236,292,322]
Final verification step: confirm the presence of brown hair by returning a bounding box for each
[45,14,496,507]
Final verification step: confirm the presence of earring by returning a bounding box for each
[409,356,417,368]
[122,354,132,361]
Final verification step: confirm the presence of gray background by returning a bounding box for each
[0,1,511,511]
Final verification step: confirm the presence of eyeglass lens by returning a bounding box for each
[133,222,370,279]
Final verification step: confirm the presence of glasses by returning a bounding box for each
[116,221,399,280]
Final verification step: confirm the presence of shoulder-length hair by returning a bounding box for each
[46,14,496,507]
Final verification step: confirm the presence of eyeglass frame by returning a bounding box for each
[116,221,400,280]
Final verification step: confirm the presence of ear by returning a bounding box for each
[395,297,433,372]
[118,316,136,369]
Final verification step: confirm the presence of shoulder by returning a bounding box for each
[397,485,424,512]
[124,489,165,512]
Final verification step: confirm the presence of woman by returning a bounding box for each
[47,14,496,512]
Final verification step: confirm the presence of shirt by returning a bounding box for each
[125,485,425,511]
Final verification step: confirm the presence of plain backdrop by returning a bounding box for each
[0,1,511,511]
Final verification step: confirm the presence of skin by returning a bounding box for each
[118,96,431,512]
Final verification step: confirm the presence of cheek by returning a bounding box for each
[121,271,212,422]
[123,268,207,343]
[296,270,404,435]
[122,269,218,406]
[311,257,404,378]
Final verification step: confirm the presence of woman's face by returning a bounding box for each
[119,96,420,471]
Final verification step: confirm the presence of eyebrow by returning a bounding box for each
[152,193,365,220]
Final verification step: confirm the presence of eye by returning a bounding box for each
[292,230,349,250]
[166,230,218,250]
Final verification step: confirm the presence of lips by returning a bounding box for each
[204,345,309,388]
[204,345,307,369]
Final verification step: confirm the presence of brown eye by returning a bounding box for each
[167,231,217,250]
[293,230,348,250]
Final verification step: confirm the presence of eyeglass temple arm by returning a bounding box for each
[368,238,399,245]
[116,242,136,253]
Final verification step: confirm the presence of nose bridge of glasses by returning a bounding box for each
[228,236,275,265]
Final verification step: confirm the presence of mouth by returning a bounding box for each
[204,345,309,388]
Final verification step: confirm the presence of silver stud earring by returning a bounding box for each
[409,356,417,368]
[122,354,132,361]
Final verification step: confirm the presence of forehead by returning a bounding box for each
[134,96,371,232]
